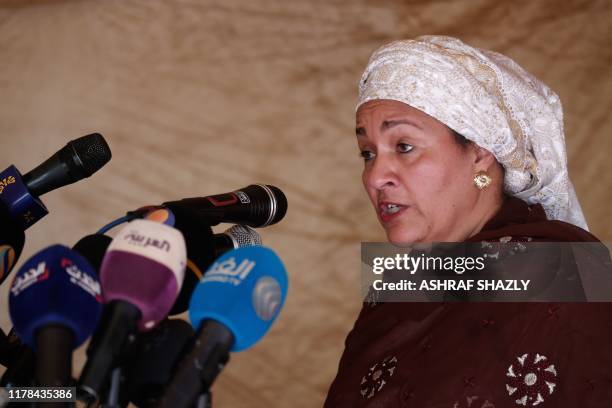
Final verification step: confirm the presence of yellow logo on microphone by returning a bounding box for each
[0,176,16,195]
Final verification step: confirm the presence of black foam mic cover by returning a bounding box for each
[73,234,113,273]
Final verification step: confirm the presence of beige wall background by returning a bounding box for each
[0,0,610,406]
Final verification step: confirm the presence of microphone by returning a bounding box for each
[154,206,216,316]
[0,133,111,230]
[8,244,103,387]
[22,133,111,197]
[169,212,262,315]
[122,319,194,407]
[78,219,186,404]
[72,233,113,273]
[212,224,262,259]
[138,207,262,315]
[160,184,287,228]
[71,210,210,317]
[0,201,25,285]
[157,246,288,408]
[70,216,261,315]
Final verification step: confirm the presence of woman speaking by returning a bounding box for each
[325,36,611,407]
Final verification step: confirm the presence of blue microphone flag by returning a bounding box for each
[9,244,103,349]
[189,246,288,352]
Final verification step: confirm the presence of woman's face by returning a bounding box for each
[357,99,484,244]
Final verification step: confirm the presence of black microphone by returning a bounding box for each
[0,133,111,230]
[22,133,111,197]
[161,184,287,228]
[73,233,113,273]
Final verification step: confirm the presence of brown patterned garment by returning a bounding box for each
[325,197,612,407]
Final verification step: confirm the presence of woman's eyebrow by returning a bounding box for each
[381,119,422,131]
[356,119,423,137]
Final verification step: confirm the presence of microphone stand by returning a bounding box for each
[100,367,123,408]
[195,391,211,408]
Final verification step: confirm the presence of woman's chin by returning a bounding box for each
[380,210,431,244]
[385,229,425,246]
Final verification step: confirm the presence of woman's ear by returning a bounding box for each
[471,144,497,171]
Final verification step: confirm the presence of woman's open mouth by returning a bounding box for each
[379,202,407,222]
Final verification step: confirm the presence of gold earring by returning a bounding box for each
[473,171,492,190]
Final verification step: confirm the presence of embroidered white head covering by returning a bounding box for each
[357,35,588,230]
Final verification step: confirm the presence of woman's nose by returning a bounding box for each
[365,155,398,190]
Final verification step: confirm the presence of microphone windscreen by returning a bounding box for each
[73,234,112,273]
[67,133,112,177]
[189,246,288,352]
[123,319,194,406]
[101,219,186,330]
[8,244,103,349]
[224,225,262,247]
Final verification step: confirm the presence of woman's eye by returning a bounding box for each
[397,143,413,153]
[359,150,375,161]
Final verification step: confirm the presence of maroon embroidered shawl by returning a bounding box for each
[325,197,611,407]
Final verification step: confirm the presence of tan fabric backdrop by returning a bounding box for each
[0,0,610,406]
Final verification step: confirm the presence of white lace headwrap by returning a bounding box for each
[357,35,588,230]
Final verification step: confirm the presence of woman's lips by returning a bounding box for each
[378,202,408,223]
